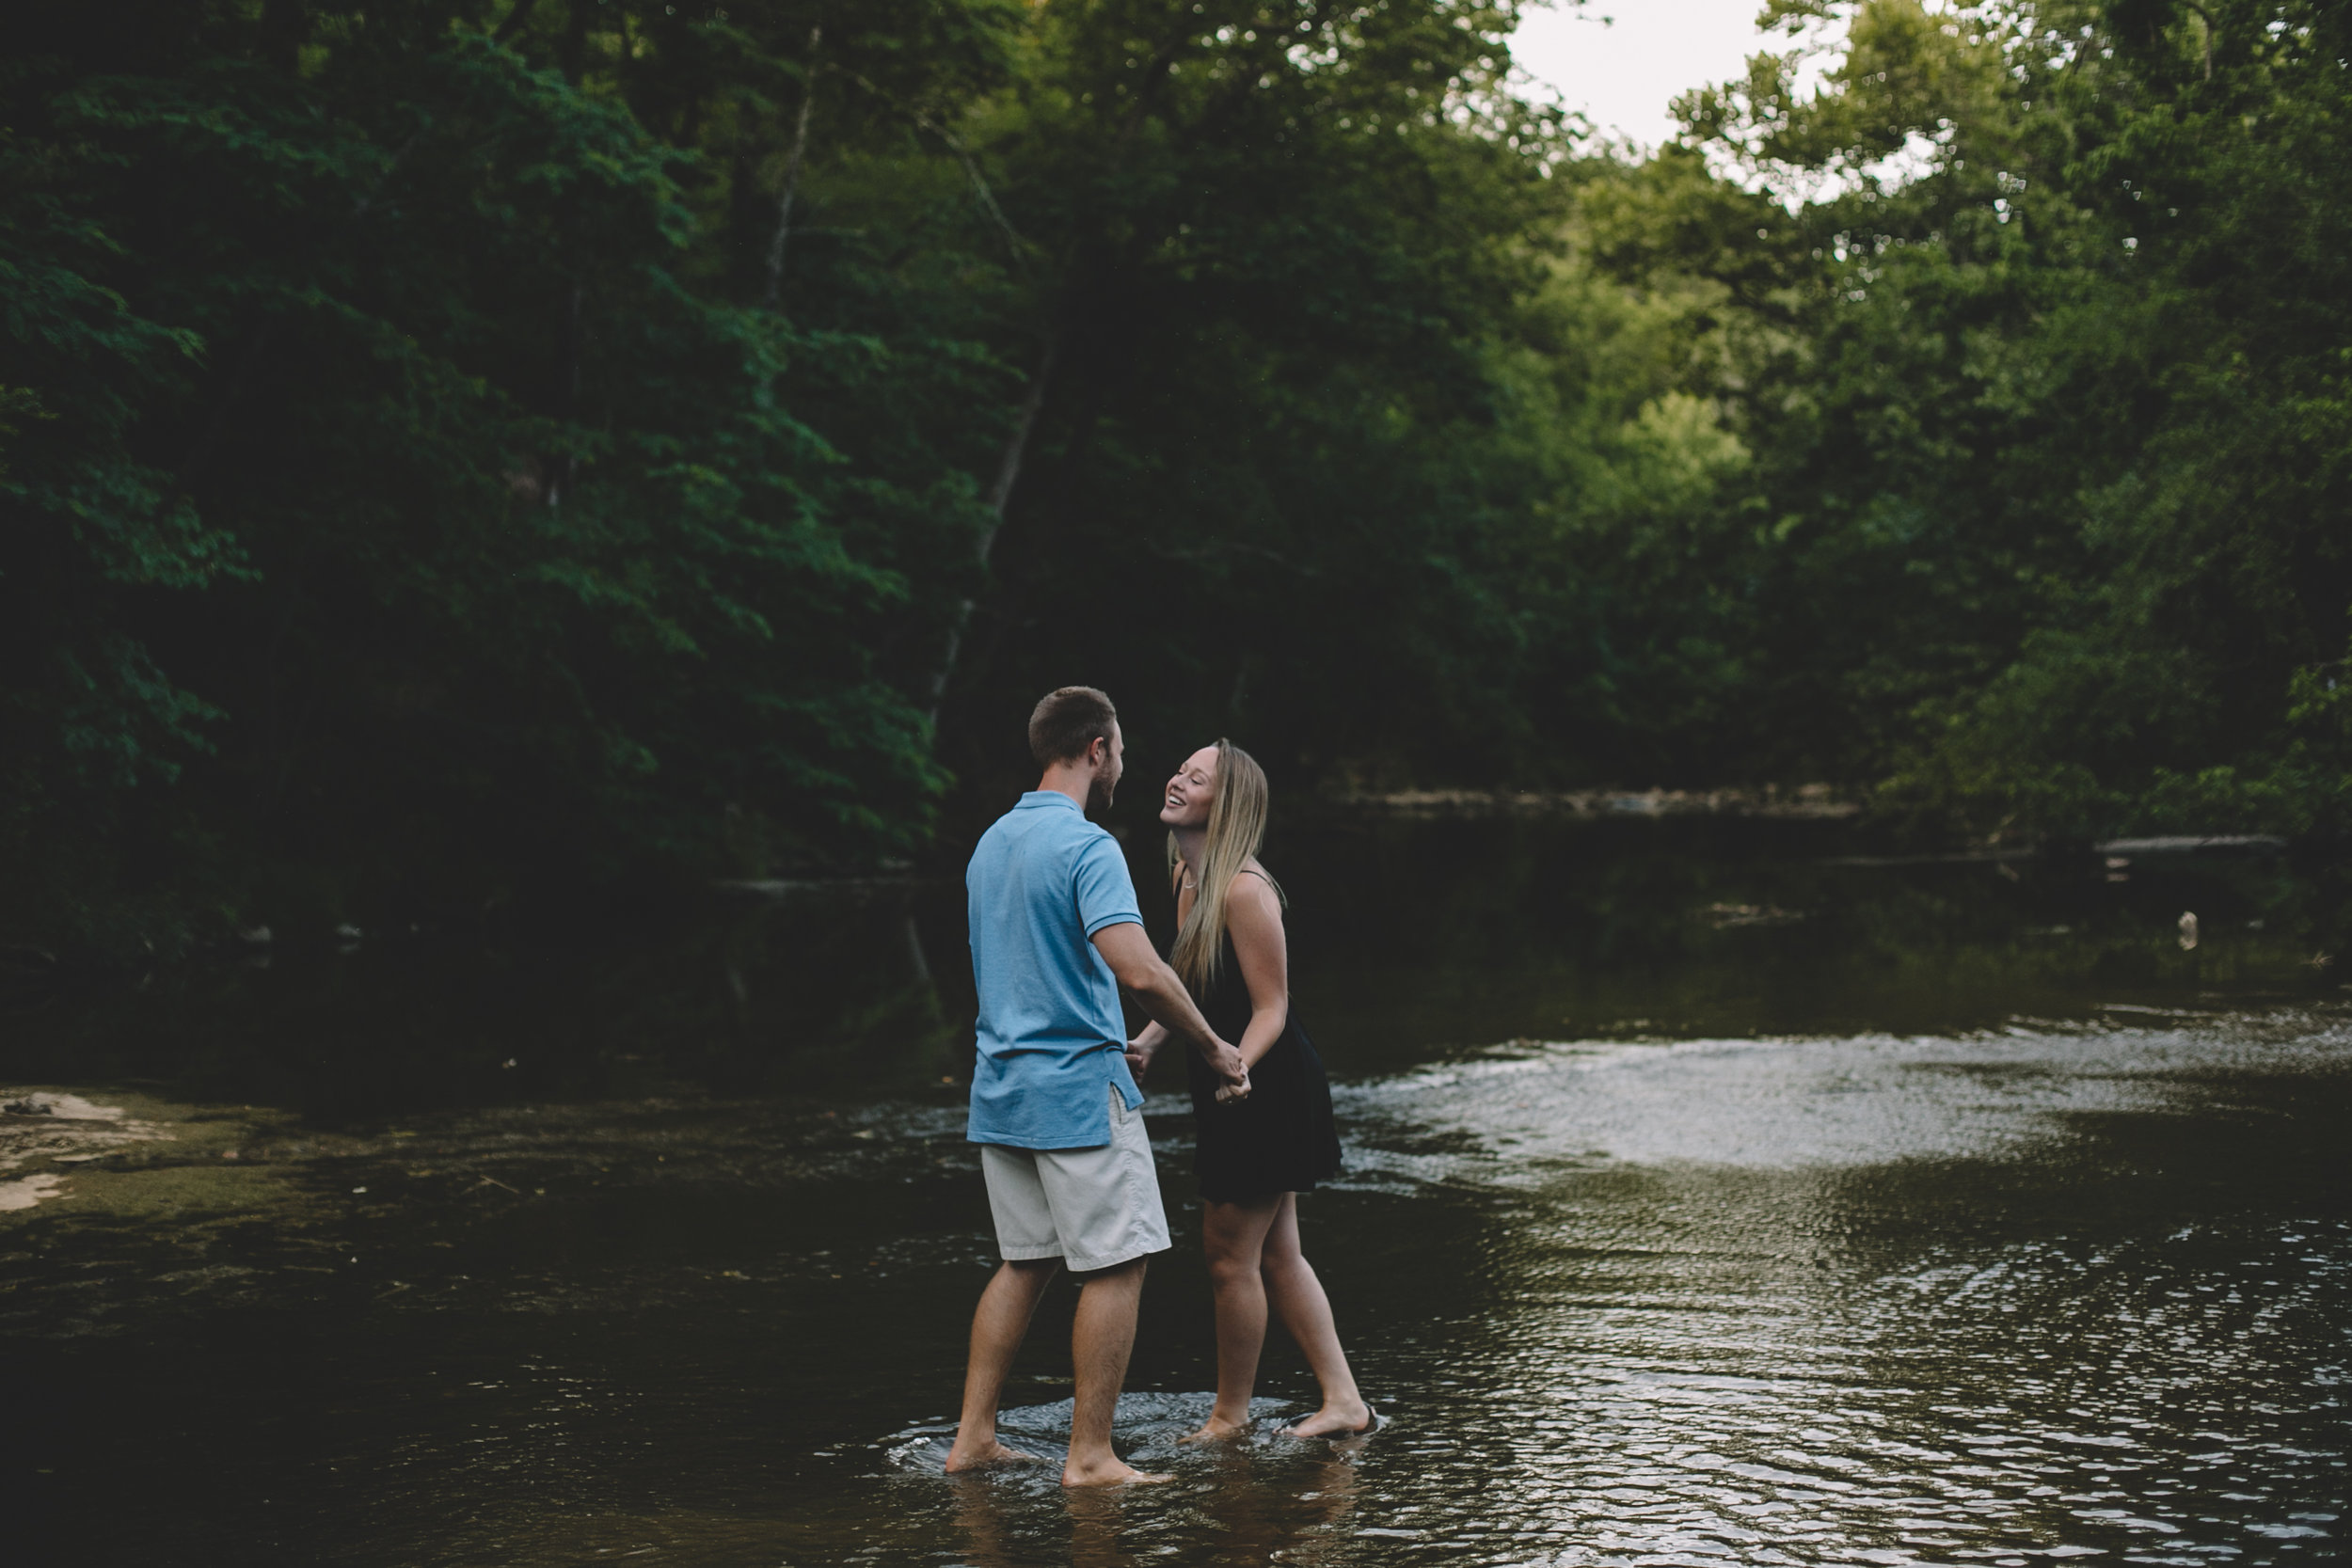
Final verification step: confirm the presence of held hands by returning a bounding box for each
[1207,1037,1251,1104]
[1126,1031,1248,1103]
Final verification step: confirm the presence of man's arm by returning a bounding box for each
[1090,923,1250,1101]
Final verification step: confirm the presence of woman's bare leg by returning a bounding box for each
[1184,1195,1284,1440]
[1263,1195,1371,1436]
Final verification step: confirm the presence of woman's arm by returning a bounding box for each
[1224,867,1290,1069]
[1126,1019,1170,1082]
[1127,862,1289,1078]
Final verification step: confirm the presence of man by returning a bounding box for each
[944,686,1251,1486]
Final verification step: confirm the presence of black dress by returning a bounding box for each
[1182,925,1343,1203]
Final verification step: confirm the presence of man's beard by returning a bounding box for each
[1086,770,1117,814]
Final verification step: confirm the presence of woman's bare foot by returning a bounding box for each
[1179,1412,1252,1444]
[944,1436,1048,1473]
[1279,1400,1375,1439]
[1062,1456,1175,1486]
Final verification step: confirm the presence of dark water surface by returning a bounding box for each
[4,816,2347,1566]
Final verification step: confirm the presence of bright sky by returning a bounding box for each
[1511,0,1792,151]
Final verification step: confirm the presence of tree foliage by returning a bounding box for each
[4,0,2345,954]
[1649,0,2352,836]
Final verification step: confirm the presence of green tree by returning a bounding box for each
[1653,0,2352,835]
[2,1,1025,949]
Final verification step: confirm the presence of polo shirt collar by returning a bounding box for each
[1018,789,1082,812]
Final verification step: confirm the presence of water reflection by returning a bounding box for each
[1303,1018,2350,1566]
[932,1415,1363,1568]
[917,1400,1368,1568]
[6,816,2346,1122]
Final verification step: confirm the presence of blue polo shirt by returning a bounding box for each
[965,791,1146,1149]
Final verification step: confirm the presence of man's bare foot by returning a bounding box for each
[1179,1413,1252,1444]
[1278,1401,1375,1439]
[944,1437,1048,1473]
[1062,1456,1175,1486]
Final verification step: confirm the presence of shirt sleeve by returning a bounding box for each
[1072,831,1144,938]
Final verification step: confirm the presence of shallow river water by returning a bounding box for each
[4,816,2346,1566]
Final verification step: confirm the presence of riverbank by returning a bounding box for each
[1323,783,1862,819]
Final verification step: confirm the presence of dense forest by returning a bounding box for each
[4,0,2347,956]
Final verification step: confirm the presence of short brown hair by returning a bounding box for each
[1028,686,1119,766]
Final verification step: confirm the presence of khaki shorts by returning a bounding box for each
[981,1085,1170,1273]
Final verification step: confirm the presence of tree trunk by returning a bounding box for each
[913,19,1196,736]
[762,28,823,308]
[925,330,1060,727]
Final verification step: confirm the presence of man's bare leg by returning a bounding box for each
[1063,1257,1172,1486]
[1184,1196,1283,1441]
[1263,1196,1372,1437]
[946,1258,1059,1472]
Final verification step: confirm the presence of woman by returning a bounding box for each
[1125,739,1373,1442]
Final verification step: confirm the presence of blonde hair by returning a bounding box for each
[1168,738,1283,995]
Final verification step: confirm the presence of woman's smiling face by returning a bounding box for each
[1160,745,1219,830]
